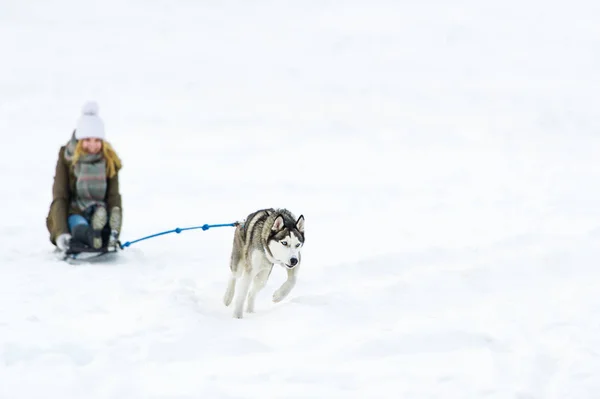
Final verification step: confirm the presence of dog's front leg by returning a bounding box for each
[233,268,252,319]
[273,267,298,303]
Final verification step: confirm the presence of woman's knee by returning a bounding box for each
[67,214,89,232]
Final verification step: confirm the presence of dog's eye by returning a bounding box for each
[295,243,301,248]
[281,241,288,246]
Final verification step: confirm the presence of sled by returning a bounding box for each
[62,240,121,264]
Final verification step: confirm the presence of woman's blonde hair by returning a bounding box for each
[72,140,122,178]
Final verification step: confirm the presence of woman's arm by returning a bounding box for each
[48,147,71,242]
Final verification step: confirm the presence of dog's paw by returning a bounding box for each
[272,289,288,303]
[233,309,244,319]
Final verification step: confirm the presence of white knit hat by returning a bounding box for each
[75,101,105,140]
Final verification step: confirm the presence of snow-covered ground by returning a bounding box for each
[1,0,600,397]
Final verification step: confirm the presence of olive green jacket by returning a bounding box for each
[46,146,122,245]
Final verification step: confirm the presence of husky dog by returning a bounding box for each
[223,208,305,319]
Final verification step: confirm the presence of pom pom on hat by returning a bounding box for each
[75,101,105,140]
[81,101,99,116]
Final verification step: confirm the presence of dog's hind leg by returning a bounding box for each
[224,248,243,307]
[224,261,242,307]
[232,268,252,319]
[223,273,237,307]
[246,266,272,313]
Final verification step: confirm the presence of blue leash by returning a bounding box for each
[119,222,238,249]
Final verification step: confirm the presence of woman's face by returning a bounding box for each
[82,138,103,154]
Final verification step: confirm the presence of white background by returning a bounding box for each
[1,1,599,397]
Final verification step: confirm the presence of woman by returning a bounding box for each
[46,101,123,252]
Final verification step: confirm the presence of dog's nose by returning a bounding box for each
[289,258,298,266]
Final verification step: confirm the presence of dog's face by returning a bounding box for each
[268,214,305,269]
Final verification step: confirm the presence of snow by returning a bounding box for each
[1,0,600,397]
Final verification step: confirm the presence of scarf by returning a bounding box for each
[64,134,108,211]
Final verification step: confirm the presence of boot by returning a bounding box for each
[108,207,122,249]
[90,206,108,249]
[72,224,95,248]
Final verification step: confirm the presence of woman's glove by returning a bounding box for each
[56,233,72,251]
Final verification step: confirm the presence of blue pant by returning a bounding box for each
[67,205,103,233]
[68,214,89,233]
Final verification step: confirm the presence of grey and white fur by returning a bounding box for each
[223,208,305,319]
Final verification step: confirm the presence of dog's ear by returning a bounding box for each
[296,215,304,234]
[272,215,285,231]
